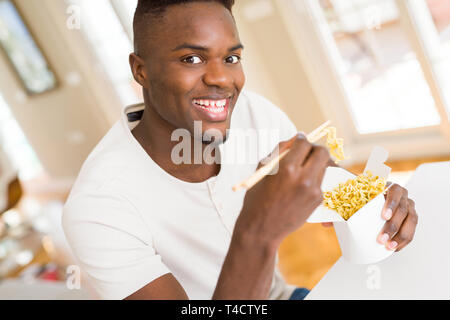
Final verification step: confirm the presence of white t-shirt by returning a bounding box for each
[62,90,298,300]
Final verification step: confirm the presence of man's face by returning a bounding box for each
[136,1,245,142]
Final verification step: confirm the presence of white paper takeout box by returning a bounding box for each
[307,146,393,264]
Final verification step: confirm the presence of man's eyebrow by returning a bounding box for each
[171,43,244,52]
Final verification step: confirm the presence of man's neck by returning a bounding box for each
[131,105,221,183]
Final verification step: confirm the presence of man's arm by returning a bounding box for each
[125,135,331,299]
[124,274,189,300]
[212,225,278,299]
[125,227,278,300]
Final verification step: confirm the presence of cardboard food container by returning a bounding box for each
[307,146,394,264]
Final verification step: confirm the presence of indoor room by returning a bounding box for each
[0,0,449,300]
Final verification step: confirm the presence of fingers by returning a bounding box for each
[377,194,408,247]
[303,145,331,185]
[280,133,313,169]
[279,132,306,154]
[328,158,338,168]
[381,184,406,220]
[383,181,393,200]
[279,134,300,153]
[278,133,331,188]
[389,199,418,251]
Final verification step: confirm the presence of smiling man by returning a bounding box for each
[62,0,418,300]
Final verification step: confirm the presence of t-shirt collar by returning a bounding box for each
[121,103,231,192]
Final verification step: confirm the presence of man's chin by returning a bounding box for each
[201,137,227,145]
[201,130,229,145]
[188,118,231,145]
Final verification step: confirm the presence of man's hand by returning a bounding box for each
[236,133,331,246]
[213,134,331,299]
[377,183,418,252]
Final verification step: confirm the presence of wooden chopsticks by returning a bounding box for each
[232,120,331,192]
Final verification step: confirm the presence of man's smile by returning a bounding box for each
[192,96,232,122]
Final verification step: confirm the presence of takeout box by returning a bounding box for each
[307,146,394,264]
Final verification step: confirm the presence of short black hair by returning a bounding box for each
[133,0,235,55]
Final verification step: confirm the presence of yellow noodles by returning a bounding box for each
[323,127,347,163]
[323,170,386,220]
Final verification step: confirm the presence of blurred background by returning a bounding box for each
[0,0,448,299]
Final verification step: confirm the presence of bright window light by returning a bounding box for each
[67,0,140,107]
[0,94,43,180]
[423,0,450,118]
[317,0,441,134]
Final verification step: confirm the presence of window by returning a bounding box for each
[414,0,450,116]
[110,0,138,42]
[66,0,140,107]
[277,0,450,161]
[0,0,56,95]
[316,0,441,134]
[0,94,43,180]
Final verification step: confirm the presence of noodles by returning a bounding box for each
[318,127,384,220]
[323,127,347,163]
[323,170,387,220]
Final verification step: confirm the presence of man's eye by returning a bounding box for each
[226,55,241,64]
[182,56,203,64]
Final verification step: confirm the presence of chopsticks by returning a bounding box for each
[232,120,331,192]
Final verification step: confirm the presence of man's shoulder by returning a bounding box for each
[66,119,147,204]
[79,122,129,174]
[235,90,297,136]
[238,90,284,114]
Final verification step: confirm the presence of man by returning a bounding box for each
[62,0,418,300]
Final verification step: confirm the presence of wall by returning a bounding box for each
[0,0,122,179]
[234,0,327,134]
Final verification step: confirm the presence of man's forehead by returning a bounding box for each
[152,2,239,50]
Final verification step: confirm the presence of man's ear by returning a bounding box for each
[129,53,148,88]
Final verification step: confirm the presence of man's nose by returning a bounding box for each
[202,61,232,88]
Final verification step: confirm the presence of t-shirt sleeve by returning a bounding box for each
[62,190,170,300]
[270,101,298,142]
[248,91,298,140]
[243,90,299,162]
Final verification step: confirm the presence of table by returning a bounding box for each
[306,161,450,299]
[0,279,92,300]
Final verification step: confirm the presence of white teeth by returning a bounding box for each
[198,105,225,113]
[193,99,227,113]
[193,99,227,106]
